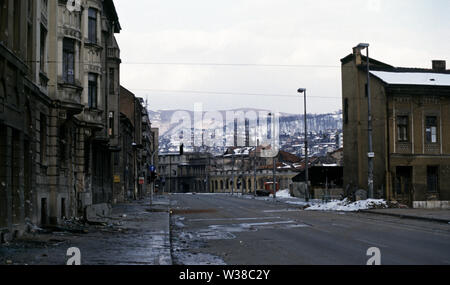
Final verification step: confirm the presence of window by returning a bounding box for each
[13,0,21,52]
[63,38,75,84]
[40,113,47,164]
[425,116,438,144]
[427,166,439,193]
[397,116,409,142]
[109,111,114,137]
[343,98,349,124]
[88,73,98,109]
[88,8,97,44]
[109,68,115,94]
[40,25,47,73]
[61,198,66,219]
[0,0,7,44]
[27,23,33,67]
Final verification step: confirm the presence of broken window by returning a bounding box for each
[425,116,438,144]
[41,198,47,226]
[61,198,66,219]
[397,115,409,142]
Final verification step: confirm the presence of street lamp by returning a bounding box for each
[355,43,373,199]
[268,113,277,199]
[297,88,309,202]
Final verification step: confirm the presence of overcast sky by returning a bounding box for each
[114,0,449,114]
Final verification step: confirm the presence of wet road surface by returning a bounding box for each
[169,194,450,265]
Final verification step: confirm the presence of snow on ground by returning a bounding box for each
[232,192,388,212]
[273,189,291,198]
[186,192,389,212]
[305,198,388,212]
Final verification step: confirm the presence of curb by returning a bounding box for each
[162,209,173,265]
[148,196,173,265]
[360,210,450,224]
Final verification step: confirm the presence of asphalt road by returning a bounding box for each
[169,193,450,265]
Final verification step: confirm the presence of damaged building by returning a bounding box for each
[0,0,157,242]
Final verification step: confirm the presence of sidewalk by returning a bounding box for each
[0,195,173,265]
[361,208,450,224]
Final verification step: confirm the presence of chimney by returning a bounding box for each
[432,60,446,72]
[353,47,362,66]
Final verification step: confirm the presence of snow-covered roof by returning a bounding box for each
[370,71,450,86]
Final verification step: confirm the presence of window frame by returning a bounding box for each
[63,38,75,84]
[396,115,409,142]
[425,116,438,144]
[88,8,97,44]
[88,73,98,109]
[40,25,47,73]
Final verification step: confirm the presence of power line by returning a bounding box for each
[121,62,343,69]
[25,60,344,69]
[130,88,343,99]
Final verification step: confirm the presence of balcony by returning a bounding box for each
[107,47,121,61]
[77,108,105,131]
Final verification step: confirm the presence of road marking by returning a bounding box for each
[189,217,282,222]
[355,238,389,248]
[263,209,301,213]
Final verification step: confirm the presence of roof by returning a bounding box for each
[370,71,450,87]
[104,0,121,33]
[340,53,393,68]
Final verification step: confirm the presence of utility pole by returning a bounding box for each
[253,140,259,197]
[298,88,309,202]
[268,113,277,199]
[241,150,245,195]
[150,150,156,206]
[273,156,276,199]
[356,43,374,199]
[231,153,235,195]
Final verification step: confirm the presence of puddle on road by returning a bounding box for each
[171,214,311,265]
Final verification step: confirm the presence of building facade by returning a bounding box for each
[0,0,52,241]
[116,86,154,201]
[341,47,450,208]
[0,0,158,243]
[158,152,212,193]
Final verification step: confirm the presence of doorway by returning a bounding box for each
[394,166,413,207]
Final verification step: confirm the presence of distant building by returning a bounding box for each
[209,148,300,194]
[341,47,450,208]
[158,152,212,193]
[117,86,154,201]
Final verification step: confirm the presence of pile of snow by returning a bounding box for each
[305,198,388,212]
[273,189,291,198]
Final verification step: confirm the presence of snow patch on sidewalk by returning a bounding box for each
[305,198,388,212]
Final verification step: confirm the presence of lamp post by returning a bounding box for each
[297,88,309,202]
[268,113,277,199]
[356,43,373,199]
[150,150,157,206]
